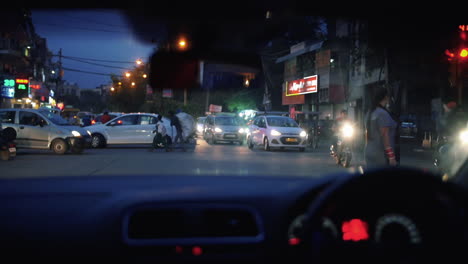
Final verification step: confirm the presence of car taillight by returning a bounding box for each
[91,120,96,125]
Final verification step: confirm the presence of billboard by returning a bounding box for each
[209,104,222,112]
[286,75,318,96]
[1,78,15,98]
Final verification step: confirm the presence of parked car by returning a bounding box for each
[86,113,172,148]
[91,112,123,125]
[203,114,247,145]
[246,114,307,151]
[0,108,92,154]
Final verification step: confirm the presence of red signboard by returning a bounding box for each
[209,104,222,112]
[15,79,29,84]
[286,75,318,96]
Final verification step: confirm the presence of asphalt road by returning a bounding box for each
[0,137,435,179]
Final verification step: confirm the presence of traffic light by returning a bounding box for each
[460,48,468,59]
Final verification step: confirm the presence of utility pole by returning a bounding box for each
[58,48,63,100]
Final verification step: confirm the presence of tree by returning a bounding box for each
[109,66,148,112]
[79,90,105,113]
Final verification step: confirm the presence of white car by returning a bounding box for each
[87,113,173,148]
[246,115,307,151]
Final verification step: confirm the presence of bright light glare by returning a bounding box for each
[342,123,354,138]
[71,131,81,137]
[459,130,468,143]
[197,124,203,132]
[214,127,222,133]
[460,49,468,58]
[300,131,307,137]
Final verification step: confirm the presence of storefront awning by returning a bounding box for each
[275,41,324,63]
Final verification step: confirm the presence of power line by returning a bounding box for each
[62,67,118,77]
[62,56,132,70]
[53,54,137,64]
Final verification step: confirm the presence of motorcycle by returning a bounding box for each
[330,122,354,168]
[0,126,17,161]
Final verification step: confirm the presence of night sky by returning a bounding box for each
[31,8,157,89]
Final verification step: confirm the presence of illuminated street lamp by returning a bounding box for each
[125,72,131,78]
[110,87,115,92]
[142,74,147,78]
[136,58,143,65]
[131,82,136,87]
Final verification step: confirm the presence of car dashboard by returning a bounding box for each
[0,169,467,263]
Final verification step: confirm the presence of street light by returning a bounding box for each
[142,74,147,78]
[125,72,131,78]
[131,82,136,87]
[136,59,143,65]
[110,87,115,92]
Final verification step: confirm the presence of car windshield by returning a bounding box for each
[266,117,299,127]
[39,111,70,125]
[215,117,240,126]
[0,7,465,188]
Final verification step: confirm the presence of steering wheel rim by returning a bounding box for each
[298,167,466,263]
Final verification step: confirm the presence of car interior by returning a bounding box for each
[0,167,467,263]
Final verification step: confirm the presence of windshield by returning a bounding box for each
[0,8,465,185]
[215,117,240,126]
[266,117,299,128]
[39,110,70,125]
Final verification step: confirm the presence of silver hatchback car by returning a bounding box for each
[203,114,247,145]
[0,108,92,154]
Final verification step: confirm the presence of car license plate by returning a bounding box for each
[225,134,236,138]
[286,138,298,142]
[9,147,16,153]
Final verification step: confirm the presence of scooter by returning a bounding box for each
[0,126,17,161]
[330,122,354,168]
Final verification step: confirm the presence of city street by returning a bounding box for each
[0,137,435,179]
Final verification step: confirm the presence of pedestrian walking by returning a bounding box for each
[169,110,186,151]
[150,114,171,152]
[364,87,398,169]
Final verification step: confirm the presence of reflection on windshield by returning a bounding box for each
[267,117,299,128]
[215,117,240,126]
[39,110,70,125]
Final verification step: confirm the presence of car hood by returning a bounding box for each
[269,127,304,135]
[217,125,241,132]
[55,125,90,135]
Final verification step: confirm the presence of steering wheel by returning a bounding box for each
[297,167,467,264]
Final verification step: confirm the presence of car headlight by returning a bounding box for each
[71,131,81,137]
[459,130,468,144]
[197,124,203,132]
[271,130,282,136]
[300,131,307,137]
[214,127,223,133]
[239,128,247,133]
